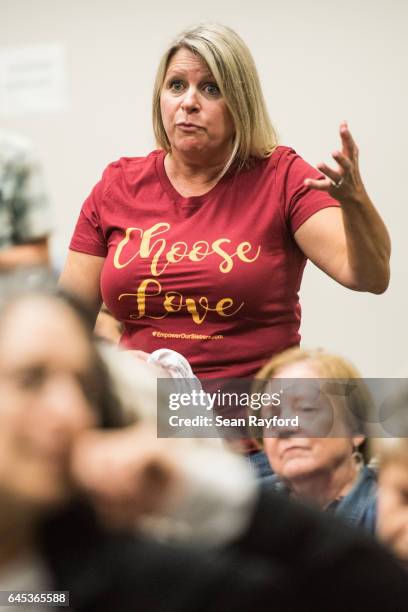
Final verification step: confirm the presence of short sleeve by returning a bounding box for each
[279,148,340,235]
[69,174,108,257]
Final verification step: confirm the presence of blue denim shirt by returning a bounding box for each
[263,466,377,534]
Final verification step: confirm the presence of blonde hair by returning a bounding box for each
[152,23,278,176]
[252,348,373,454]
[255,347,362,381]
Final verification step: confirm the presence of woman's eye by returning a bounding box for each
[169,80,184,92]
[300,406,316,413]
[399,489,408,505]
[17,369,45,390]
[203,83,220,96]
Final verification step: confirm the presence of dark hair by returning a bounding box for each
[0,268,123,429]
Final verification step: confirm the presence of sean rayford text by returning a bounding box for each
[168,389,281,411]
[167,414,299,429]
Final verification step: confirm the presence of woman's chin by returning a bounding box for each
[174,139,207,155]
[280,457,319,481]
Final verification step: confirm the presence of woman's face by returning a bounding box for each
[263,361,361,483]
[160,47,235,163]
[377,460,408,563]
[0,297,99,509]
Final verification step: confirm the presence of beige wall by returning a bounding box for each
[1,0,407,376]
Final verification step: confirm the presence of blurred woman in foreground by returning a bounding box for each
[0,276,407,611]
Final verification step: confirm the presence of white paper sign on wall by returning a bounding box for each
[0,44,69,116]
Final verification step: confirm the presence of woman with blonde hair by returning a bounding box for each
[61,23,389,388]
[254,347,378,532]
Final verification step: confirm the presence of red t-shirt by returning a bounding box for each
[70,146,339,378]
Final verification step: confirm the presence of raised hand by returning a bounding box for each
[304,121,367,202]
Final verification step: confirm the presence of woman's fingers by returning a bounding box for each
[332,150,352,172]
[315,151,352,189]
[305,121,363,196]
[316,161,342,185]
[304,177,333,191]
[340,121,358,160]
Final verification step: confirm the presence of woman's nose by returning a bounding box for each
[276,403,301,437]
[39,375,92,430]
[181,87,200,113]
[25,377,93,455]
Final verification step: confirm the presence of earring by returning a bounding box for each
[352,446,364,468]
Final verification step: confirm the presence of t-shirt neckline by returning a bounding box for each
[155,149,231,207]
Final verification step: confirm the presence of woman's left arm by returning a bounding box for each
[294,121,391,294]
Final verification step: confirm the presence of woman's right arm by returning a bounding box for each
[59,250,105,323]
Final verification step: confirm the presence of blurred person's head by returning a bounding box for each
[0,273,119,517]
[254,348,372,506]
[373,384,408,564]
